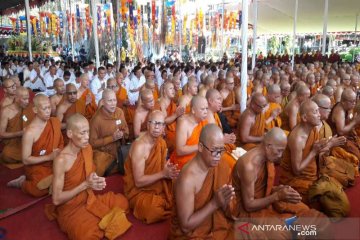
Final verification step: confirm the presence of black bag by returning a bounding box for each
[104,143,131,176]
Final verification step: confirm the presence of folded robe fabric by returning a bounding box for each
[79,89,97,121]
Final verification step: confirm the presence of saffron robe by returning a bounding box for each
[79,89,97,122]
[265,102,282,131]
[165,101,177,154]
[237,112,266,151]
[222,90,240,128]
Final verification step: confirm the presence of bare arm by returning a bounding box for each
[133,110,142,138]
[175,118,198,156]
[289,134,317,175]
[56,105,65,123]
[50,97,57,116]
[334,108,360,135]
[176,176,218,233]
[0,110,22,138]
[288,106,298,130]
[238,113,263,143]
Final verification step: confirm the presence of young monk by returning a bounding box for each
[232,127,330,239]
[158,82,185,153]
[169,96,208,170]
[280,100,330,203]
[0,78,17,109]
[264,84,282,130]
[76,74,97,121]
[220,76,240,128]
[170,124,235,239]
[89,89,128,176]
[7,94,63,197]
[124,110,179,224]
[206,89,237,169]
[47,113,131,240]
[50,79,65,116]
[281,85,311,131]
[0,87,34,167]
[237,93,267,150]
[133,89,159,138]
[178,77,198,113]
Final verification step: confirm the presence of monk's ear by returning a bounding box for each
[32,106,38,114]
[66,129,73,139]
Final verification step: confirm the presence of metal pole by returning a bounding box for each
[353,13,359,63]
[69,0,75,61]
[116,0,121,70]
[291,0,298,69]
[220,0,225,58]
[179,0,182,58]
[91,0,100,69]
[321,0,328,56]
[251,0,258,70]
[240,0,248,112]
[24,0,32,61]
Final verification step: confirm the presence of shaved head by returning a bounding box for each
[16,86,28,95]
[149,110,165,121]
[66,83,77,92]
[191,95,207,109]
[312,94,331,107]
[296,85,310,96]
[54,78,64,87]
[3,78,15,88]
[341,88,356,102]
[204,75,215,86]
[66,113,88,131]
[199,123,223,146]
[140,88,153,102]
[263,127,287,146]
[267,84,281,95]
[205,89,221,101]
[322,86,334,97]
[33,93,49,108]
[102,88,115,99]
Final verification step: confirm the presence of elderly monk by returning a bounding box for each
[0,78,17,109]
[280,81,291,109]
[170,124,235,239]
[50,79,65,116]
[89,89,129,176]
[0,87,34,167]
[124,111,178,224]
[281,85,311,131]
[322,85,335,106]
[220,76,240,128]
[198,75,215,97]
[178,77,198,113]
[237,93,267,150]
[232,127,330,239]
[76,74,97,121]
[159,82,185,153]
[133,89,160,138]
[206,89,237,169]
[172,77,183,104]
[334,74,352,103]
[47,114,131,240]
[115,72,129,108]
[280,100,330,203]
[7,94,63,197]
[264,84,282,130]
[329,89,360,166]
[169,96,208,170]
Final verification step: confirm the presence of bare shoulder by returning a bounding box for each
[129,137,146,159]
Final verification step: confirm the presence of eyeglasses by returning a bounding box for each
[4,83,16,89]
[66,91,77,95]
[148,120,165,127]
[201,142,225,157]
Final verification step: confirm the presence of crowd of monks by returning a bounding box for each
[1,58,360,239]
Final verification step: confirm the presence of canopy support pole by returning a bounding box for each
[91,0,100,69]
[291,0,298,69]
[251,0,258,70]
[240,0,248,113]
[321,0,328,56]
[25,0,32,61]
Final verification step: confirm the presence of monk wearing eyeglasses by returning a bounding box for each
[0,78,17,109]
[170,124,235,239]
[236,93,267,150]
[124,110,178,224]
[169,96,208,170]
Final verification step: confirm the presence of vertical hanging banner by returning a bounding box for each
[238,10,242,29]
[151,0,156,27]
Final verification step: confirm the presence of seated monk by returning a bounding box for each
[220,76,240,129]
[329,89,360,167]
[97,78,120,108]
[76,74,97,121]
[0,78,17,110]
[281,85,310,131]
[133,89,160,138]
[139,73,159,103]
[307,73,319,96]
[115,72,130,108]
[50,79,65,116]
[236,93,267,150]
[178,76,198,114]
[7,94,63,197]
[280,100,330,203]
[0,87,35,167]
[334,74,352,103]
[232,127,330,239]
[47,114,131,240]
[89,89,129,176]
[124,110,179,224]
[172,77,183,104]
[321,85,335,106]
[169,96,208,170]
[264,84,282,130]
[170,124,235,239]
[198,75,215,97]
[280,81,291,109]
[206,89,237,169]
[158,82,185,153]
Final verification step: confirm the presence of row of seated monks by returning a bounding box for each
[0,60,359,239]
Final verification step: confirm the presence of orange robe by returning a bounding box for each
[170,159,234,239]
[280,127,319,202]
[165,101,177,154]
[214,113,236,169]
[0,104,35,168]
[139,101,161,132]
[238,112,266,151]
[281,96,289,109]
[222,90,240,128]
[90,107,129,176]
[79,89,97,121]
[265,102,282,131]
[173,89,182,105]
[169,120,208,170]
[46,145,131,240]
[124,138,173,224]
[116,86,128,108]
[185,103,191,114]
[61,100,86,144]
[22,117,64,197]
[310,85,318,96]
[280,111,300,132]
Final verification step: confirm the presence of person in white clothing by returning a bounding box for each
[43,65,59,96]
[128,66,145,105]
[196,62,205,83]
[63,70,77,86]
[25,62,46,91]
[120,65,130,89]
[41,60,50,75]
[1,62,14,79]
[90,66,107,104]
[22,62,34,84]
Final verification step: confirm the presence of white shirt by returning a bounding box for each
[196,70,203,84]
[90,76,107,104]
[1,68,13,78]
[41,66,49,76]
[57,68,64,78]
[128,74,145,105]
[181,75,189,88]
[17,65,25,74]
[25,69,46,91]
[43,72,59,96]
